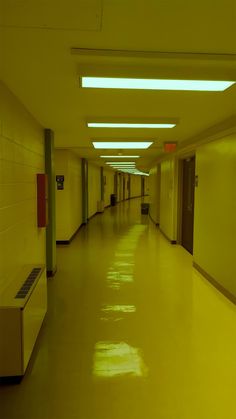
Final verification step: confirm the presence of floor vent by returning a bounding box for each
[15,268,42,299]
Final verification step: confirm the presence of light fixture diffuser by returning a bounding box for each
[106,162,136,165]
[88,123,175,128]
[100,155,140,158]
[93,142,153,149]
[82,77,235,92]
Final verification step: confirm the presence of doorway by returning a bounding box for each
[181,156,195,254]
[141,177,145,196]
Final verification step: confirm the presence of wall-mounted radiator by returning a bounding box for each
[0,265,47,378]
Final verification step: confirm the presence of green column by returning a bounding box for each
[82,158,88,224]
[100,167,104,201]
[45,129,57,277]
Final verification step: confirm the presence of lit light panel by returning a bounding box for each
[100,155,140,158]
[82,77,235,91]
[106,162,136,165]
[88,122,175,128]
[93,142,153,149]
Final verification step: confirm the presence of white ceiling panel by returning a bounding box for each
[1,0,103,31]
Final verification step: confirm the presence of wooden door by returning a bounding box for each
[182,156,195,254]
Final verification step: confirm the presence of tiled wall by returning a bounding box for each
[0,82,45,292]
[55,150,82,241]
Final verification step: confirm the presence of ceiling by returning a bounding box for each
[0,0,236,172]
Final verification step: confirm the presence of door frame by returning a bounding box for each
[177,153,196,247]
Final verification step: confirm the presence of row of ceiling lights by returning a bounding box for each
[82,76,235,175]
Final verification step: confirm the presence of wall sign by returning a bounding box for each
[56,175,64,190]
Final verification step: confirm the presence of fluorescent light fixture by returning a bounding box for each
[106,162,136,165]
[107,165,136,167]
[100,155,140,158]
[110,166,136,168]
[88,123,175,128]
[82,77,235,91]
[93,142,153,149]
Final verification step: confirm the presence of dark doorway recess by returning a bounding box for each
[182,156,195,254]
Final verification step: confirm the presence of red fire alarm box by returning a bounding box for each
[37,174,48,227]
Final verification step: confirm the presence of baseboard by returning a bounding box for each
[193,262,236,305]
[149,213,160,226]
[0,376,23,385]
[56,223,84,246]
[47,267,57,277]
[159,227,177,245]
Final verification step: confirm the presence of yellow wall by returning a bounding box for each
[88,163,101,218]
[0,82,45,291]
[149,165,160,224]
[160,158,178,241]
[144,176,150,195]
[123,174,129,200]
[193,134,236,295]
[130,174,141,198]
[55,150,82,241]
[104,168,114,207]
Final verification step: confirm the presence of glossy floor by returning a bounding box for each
[1,198,236,419]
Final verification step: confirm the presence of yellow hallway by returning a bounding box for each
[1,198,236,419]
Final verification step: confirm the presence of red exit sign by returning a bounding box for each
[164,142,177,153]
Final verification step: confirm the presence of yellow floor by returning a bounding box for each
[1,198,236,419]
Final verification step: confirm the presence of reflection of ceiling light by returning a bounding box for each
[100,155,140,158]
[88,122,175,128]
[102,305,136,313]
[82,77,235,91]
[93,341,148,378]
[93,142,153,149]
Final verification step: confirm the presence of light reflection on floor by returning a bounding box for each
[100,304,136,322]
[102,305,136,313]
[93,341,148,378]
[106,225,146,290]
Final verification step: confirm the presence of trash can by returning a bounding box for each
[110,194,116,206]
[141,202,149,214]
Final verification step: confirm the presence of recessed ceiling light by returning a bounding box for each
[109,166,136,168]
[82,77,235,92]
[106,162,136,165]
[93,142,153,149]
[100,155,140,158]
[88,123,175,128]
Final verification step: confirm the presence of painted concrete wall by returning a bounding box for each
[130,175,141,198]
[104,168,114,207]
[88,162,101,218]
[55,150,82,241]
[160,158,178,241]
[194,134,236,295]
[0,82,45,291]
[144,176,150,195]
[149,165,161,224]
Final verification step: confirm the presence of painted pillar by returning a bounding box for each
[82,158,88,224]
[128,174,131,199]
[100,167,104,201]
[44,129,57,277]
